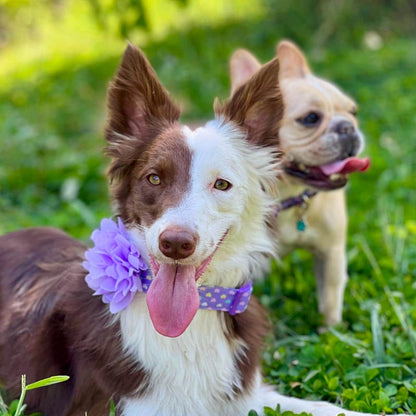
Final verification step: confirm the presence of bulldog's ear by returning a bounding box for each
[215,57,283,147]
[229,49,262,95]
[276,40,311,79]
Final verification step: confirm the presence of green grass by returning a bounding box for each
[0,1,415,414]
[0,376,69,416]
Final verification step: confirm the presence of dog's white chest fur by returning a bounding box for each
[118,295,259,416]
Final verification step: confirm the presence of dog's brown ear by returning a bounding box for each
[229,49,262,95]
[106,44,181,179]
[276,40,311,79]
[215,57,283,147]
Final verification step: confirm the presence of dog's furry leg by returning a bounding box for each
[313,244,348,326]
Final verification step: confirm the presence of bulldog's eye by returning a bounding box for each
[350,108,358,116]
[297,112,321,127]
[147,174,161,186]
[214,179,232,191]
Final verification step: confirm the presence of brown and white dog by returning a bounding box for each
[230,40,370,326]
[0,45,387,416]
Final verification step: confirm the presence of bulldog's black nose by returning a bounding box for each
[336,121,360,158]
[336,120,355,136]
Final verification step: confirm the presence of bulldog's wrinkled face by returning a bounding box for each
[229,40,370,191]
[280,76,362,164]
[276,41,369,190]
[279,74,367,189]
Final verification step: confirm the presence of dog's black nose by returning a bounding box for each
[159,228,198,260]
[336,121,359,157]
[336,120,355,136]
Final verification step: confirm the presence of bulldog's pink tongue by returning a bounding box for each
[146,263,199,338]
[320,157,370,176]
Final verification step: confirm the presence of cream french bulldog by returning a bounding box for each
[230,40,370,326]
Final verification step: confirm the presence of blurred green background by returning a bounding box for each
[0,0,416,414]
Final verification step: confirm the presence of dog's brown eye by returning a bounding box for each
[214,179,232,191]
[297,112,321,127]
[350,108,358,116]
[148,174,161,186]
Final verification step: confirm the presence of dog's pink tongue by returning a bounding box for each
[146,263,199,338]
[320,157,370,175]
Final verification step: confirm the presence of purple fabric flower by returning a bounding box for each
[83,218,150,313]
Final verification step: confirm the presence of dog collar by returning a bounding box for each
[273,189,318,216]
[83,218,253,315]
[273,189,318,232]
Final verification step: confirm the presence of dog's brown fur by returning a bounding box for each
[215,58,283,147]
[0,228,147,415]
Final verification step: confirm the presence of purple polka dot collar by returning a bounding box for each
[83,218,253,316]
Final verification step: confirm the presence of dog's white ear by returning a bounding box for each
[215,57,283,147]
[105,44,181,179]
[229,49,262,95]
[276,40,311,79]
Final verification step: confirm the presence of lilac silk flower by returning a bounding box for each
[83,218,150,313]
